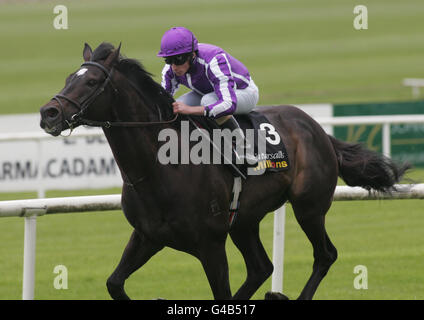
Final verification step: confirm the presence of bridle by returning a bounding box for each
[52,61,178,132]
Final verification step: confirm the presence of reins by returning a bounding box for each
[78,113,179,128]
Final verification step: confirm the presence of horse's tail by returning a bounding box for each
[327,135,411,192]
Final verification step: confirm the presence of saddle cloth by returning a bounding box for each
[235,111,290,175]
[190,110,290,177]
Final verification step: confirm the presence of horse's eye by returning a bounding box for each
[87,79,98,87]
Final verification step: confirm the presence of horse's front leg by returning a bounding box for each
[107,230,163,300]
[198,241,232,299]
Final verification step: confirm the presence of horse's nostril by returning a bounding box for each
[44,106,59,119]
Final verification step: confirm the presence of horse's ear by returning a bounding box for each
[104,42,121,68]
[83,43,92,61]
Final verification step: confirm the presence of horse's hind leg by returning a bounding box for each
[291,199,338,300]
[107,230,163,300]
[230,222,274,300]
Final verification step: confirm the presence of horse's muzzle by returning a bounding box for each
[40,104,62,136]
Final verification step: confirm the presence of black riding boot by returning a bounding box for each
[218,116,258,166]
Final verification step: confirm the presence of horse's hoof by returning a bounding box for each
[265,291,289,300]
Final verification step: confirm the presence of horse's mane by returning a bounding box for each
[92,42,175,120]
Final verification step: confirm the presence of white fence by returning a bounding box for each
[403,78,424,98]
[314,114,424,157]
[2,113,424,299]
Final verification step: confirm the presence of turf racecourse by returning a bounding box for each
[1,183,424,300]
[0,0,423,300]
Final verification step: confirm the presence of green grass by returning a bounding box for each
[1,189,424,300]
[0,0,423,300]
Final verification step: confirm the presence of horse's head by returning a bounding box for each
[40,43,121,136]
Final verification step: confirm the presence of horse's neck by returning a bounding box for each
[103,90,164,185]
[103,126,160,185]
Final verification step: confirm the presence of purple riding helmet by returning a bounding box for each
[157,27,198,57]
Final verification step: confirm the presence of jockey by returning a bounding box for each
[157,26,259,165]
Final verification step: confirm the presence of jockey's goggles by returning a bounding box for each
[164,53,192,65]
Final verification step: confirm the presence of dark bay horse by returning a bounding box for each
[39,43,409,300]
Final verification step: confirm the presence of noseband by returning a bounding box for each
[52,61,178,131]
